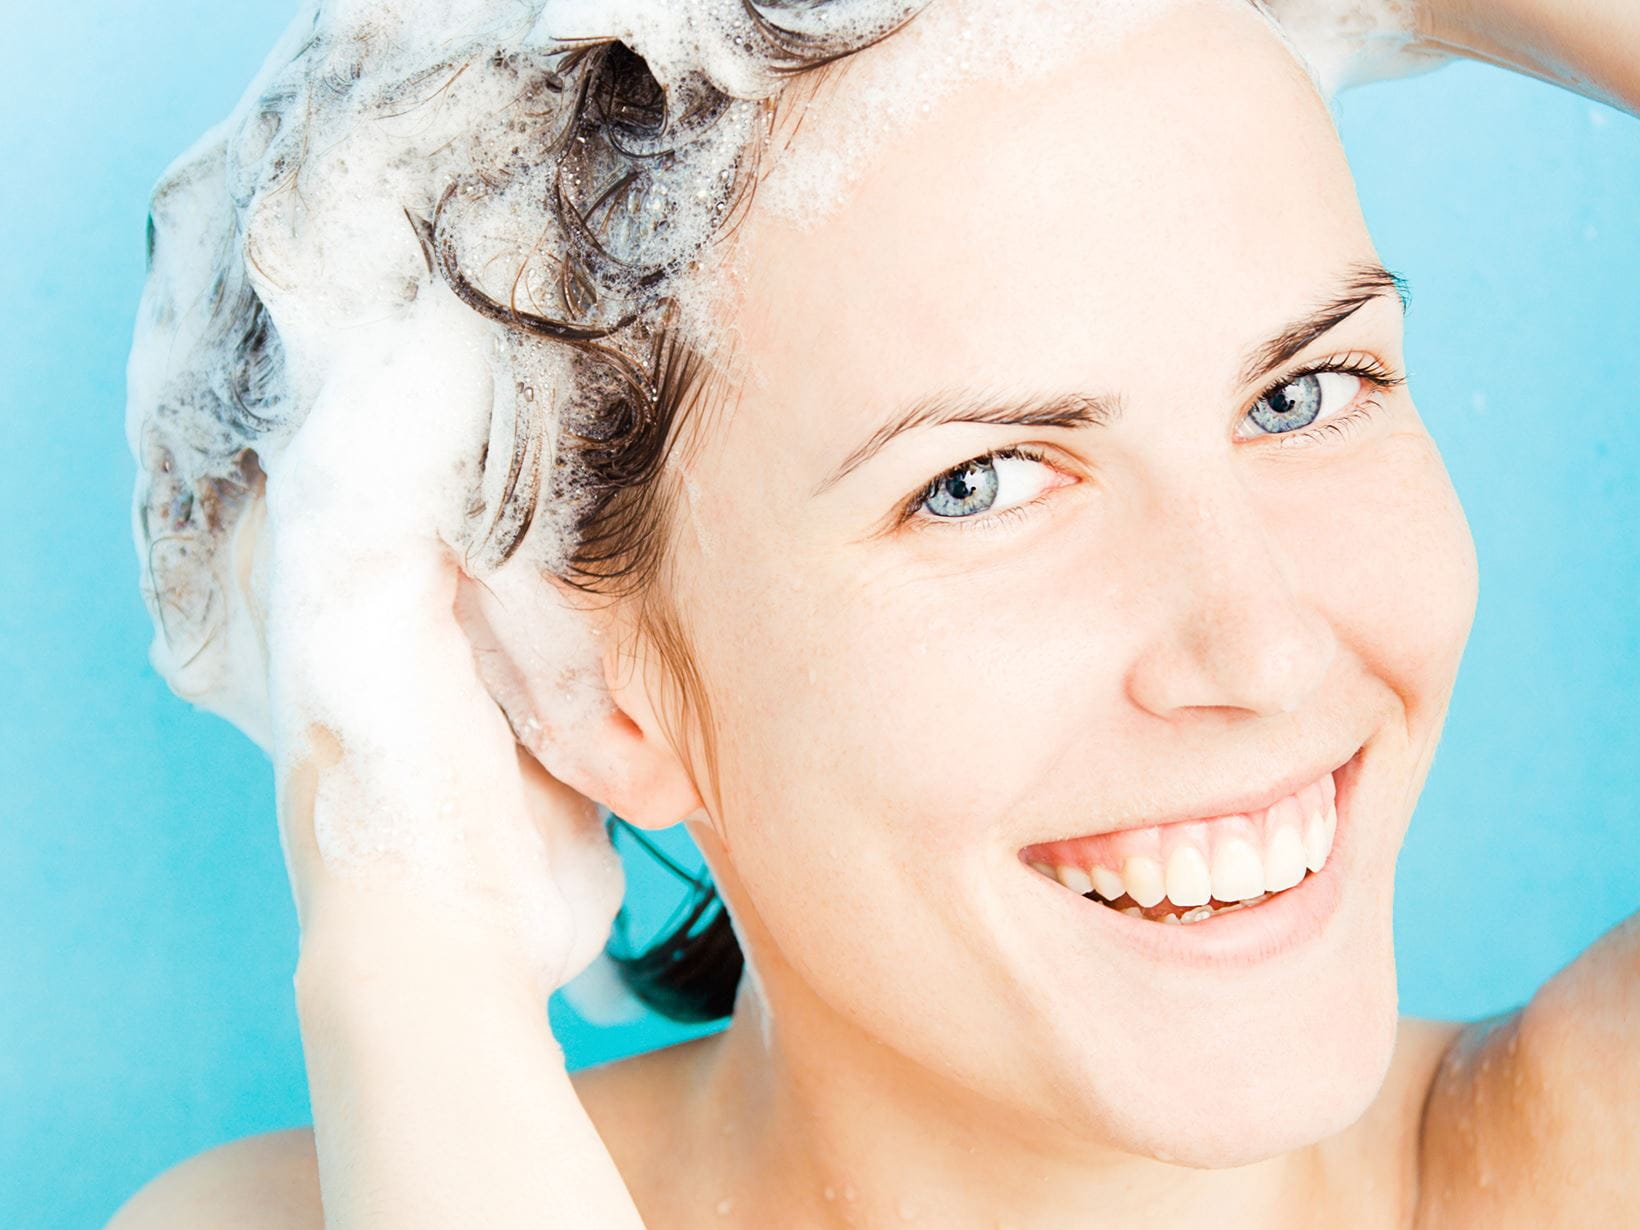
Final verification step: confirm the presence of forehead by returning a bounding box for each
[705,0,1374,446]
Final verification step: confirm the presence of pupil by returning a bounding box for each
[922,456,1000,518]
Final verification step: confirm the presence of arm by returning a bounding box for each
[109,640,646,1230]
[269,582,646,1228]
[107,304,647,1229]
[292,895,646,1230]
[1418,0,1640,114]
[263,311,643,1229]
[106,910,647,1230]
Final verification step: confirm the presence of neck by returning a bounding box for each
[679,957,1324,1230]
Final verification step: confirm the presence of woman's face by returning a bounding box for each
[649,0,1477,1164]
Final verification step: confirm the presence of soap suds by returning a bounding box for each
[128,0,1452,987]
[752,0,1454,230]
[754,0,1193,226]
[1260,0,1453,95]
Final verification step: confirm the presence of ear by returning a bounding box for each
[455,554,704,830]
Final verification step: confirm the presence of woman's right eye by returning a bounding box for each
[908,445,1064,526]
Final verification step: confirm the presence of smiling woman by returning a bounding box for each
[628,4,1478,1187]
[104,0,1639,1227]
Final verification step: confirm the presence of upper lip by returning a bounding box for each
[1025,746,1359,847]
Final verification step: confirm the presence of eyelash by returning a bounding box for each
[1250,352,1405,450]
[896,352,1407,535]
[895,444,1055,536]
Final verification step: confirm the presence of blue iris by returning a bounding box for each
[923,458,1001,518]
[1249,372,1323,433]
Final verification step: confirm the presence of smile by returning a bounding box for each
[1019,764,1343,925]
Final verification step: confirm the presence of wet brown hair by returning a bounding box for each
[137,4,924,1027]
[446,32,917,1024]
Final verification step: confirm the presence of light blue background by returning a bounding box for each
[2,4,1636,1227]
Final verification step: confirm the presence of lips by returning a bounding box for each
[1018,760,1347,923]
[1017,746,1368,970]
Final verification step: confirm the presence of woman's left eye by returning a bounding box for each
[1236,354,1405,442]
[903,445,1063,529]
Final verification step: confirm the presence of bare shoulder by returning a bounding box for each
[105,1128,322,1230]
[1415,911,1640,1228]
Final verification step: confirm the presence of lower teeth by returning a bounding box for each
[1105,890,1277,924]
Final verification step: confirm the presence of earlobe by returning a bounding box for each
[583,605,708,829]
[455,558,704,830]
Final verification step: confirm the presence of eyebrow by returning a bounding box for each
[812,260,1410,497]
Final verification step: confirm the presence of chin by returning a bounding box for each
[1060,951,1403,1168]
[1150,1011,1398,1167]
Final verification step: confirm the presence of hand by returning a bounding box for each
[221,292,647,1230]
[239,296,624,1002]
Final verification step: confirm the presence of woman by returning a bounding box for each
[111,0,1637,1226]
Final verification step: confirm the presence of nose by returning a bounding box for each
[1123,477,1337,720]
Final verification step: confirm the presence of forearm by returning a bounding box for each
[1421,0,1640,114]
[294,905,646,1230]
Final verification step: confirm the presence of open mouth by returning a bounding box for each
[1019,760,1344,926]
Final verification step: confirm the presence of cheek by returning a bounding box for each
[703,581,1042,832]
[1308,427,1479,715]
[677,520,1086,932]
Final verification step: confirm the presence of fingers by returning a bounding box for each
[451,565,615,792]
[254,290,624,986]
[262,477,622,987]
[514,742,626,983]
[454,570,628,983]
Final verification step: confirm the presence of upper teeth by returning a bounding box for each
[1024,772,1338,908]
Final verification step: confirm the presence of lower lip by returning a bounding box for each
[1036,746,1365,969]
